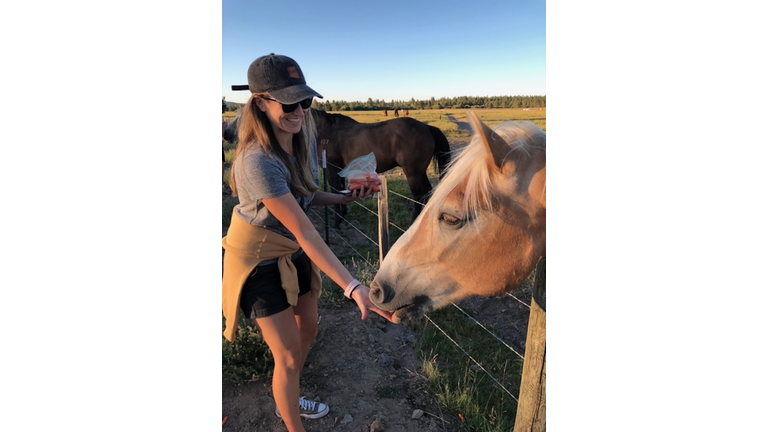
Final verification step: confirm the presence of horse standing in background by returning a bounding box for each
[222,107,452,228]
[312,110,451,227]
[223,113,239,144]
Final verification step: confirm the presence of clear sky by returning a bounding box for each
[222,0,545,104]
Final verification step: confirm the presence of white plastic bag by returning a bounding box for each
[338,152,377,180]
[338,152,381,192]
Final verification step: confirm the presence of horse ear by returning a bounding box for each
[467,111,509,171]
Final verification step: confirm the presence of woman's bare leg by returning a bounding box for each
[292,293,319,374]
[255,308,305,432]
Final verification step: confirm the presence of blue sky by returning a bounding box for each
[222,0,545,104]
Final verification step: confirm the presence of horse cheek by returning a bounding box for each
[529,167,546,209]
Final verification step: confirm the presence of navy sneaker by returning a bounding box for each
[275,396,329,420]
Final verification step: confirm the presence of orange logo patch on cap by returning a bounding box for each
[287,66,301,79]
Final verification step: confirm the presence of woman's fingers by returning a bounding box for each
[369,307,398,323]
[351,286,397,323]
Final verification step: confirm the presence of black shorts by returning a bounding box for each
[240,252,313,319]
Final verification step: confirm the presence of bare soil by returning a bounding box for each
[222,136,533,432]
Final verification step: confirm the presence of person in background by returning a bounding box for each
[221,53,396,432]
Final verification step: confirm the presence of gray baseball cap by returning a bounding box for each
[241,53,323,103]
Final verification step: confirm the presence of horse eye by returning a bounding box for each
[439,213,463,227]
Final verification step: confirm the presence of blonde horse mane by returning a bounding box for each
[426,120,546,219]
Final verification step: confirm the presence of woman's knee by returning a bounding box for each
[273,346,305,375]
[299,321,318,344]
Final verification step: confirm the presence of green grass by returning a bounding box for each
[411,308,523,431]
[224,150,237,165]
[222,194,237,231]
[333,108,546,133]
[222,316,274,384]
[317,255,378,310]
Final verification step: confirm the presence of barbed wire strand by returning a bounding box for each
[309,198,377,241]
[388,189,423,206]
[349,200,379,218]
[308,209,376,267]
[450,303,525,360]
[423,314,519,403]
[505,292,532,309]
[387,220,408,235]
[327,212,379,247]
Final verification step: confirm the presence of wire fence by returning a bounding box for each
[312,166,535,406]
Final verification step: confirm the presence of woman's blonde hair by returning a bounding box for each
[230,93,319,198]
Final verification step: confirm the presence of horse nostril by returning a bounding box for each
[369,280,394,305]
[369,284,383,304]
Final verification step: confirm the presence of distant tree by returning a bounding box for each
[309,95,544,111]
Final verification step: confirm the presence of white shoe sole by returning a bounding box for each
[275,405,329,420]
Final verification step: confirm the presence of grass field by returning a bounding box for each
[223,107,546,135]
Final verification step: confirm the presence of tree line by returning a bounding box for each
[223,95,545,113]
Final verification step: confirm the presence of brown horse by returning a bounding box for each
[222,108,451,227]
[369,111,546,323]
[312,110,451,227]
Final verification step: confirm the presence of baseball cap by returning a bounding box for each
[238,53,323,104]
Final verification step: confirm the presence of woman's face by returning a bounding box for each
[258,96,307,138]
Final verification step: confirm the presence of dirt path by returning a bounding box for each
[222,281,531,432]
[222,304,457,432]
[445,115,472,134]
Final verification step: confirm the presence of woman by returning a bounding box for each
[221,53,395,432]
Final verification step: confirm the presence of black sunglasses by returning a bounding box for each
[262,96,313,113]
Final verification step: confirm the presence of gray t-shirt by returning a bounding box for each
[233,139,319,263]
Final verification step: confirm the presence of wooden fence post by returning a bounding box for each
[514,257,546,432]
[322,150,329,243]
[377,177,389,264]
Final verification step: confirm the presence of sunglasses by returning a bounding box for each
[262,96,313,113]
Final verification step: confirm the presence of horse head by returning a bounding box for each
[222,107,243,144]
[369,111,546,323]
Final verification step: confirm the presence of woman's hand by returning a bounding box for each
[350,284,397,323]
[339,184,375,204]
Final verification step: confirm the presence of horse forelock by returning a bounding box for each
[426,121,545,218]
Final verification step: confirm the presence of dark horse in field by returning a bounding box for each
[223,108,451,227]
[312,110,450,227]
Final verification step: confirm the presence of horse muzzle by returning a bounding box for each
[369,279,432,323]
[368,279,396,308]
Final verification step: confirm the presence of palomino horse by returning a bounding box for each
[369,111,546,323]
[312,110,451,227]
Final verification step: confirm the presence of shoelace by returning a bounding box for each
[299,398,317,411]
